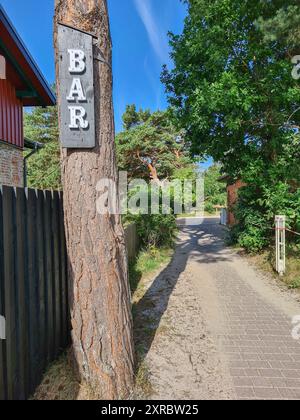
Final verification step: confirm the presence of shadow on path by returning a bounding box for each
[133,219,234,366]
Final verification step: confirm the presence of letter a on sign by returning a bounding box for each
[57,24,95,148]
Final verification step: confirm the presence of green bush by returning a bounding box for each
[229,143,300,253]
[231,199,271,252]
[134,214,177,248]
[204,203,215,214]
[288,278,300,290]
[237,228,268,253]
[124,213,177,248]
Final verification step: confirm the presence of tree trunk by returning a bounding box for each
[54,0,134,399]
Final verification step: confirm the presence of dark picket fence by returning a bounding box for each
[0,185,69,400]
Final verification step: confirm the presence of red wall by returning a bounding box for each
[227,180,246,226]
[0,79,23,148]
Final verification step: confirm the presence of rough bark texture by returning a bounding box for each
[54,0,134,399]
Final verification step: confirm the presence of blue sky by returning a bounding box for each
[0,0,186,132]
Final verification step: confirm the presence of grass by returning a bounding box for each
[129,247,174,296]
[247,243,300,290]
[32,352,97,400]
[130,246,174,399]
[134,361,154,398]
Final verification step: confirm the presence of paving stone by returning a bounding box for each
[254,387,281,399]
[236,387,255,399]
[182,221,300,400]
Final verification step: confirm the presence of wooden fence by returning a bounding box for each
[124,223,140,260]
[0,185,69,400]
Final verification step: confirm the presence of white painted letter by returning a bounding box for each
[67,78,87,102]
[0,315,5,340]
[69,106,89,129]
[68,49,86,73]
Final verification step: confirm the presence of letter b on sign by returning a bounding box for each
[68,49,86,73]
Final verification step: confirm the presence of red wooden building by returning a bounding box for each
[0,5,55,187]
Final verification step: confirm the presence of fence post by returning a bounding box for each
[220,208,227,226]
[275,215,286,276]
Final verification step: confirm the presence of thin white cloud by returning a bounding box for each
[134,0,169,64]
[144,56,163,110]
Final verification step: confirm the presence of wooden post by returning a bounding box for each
[54,0,134,398]
[275,215,286,276]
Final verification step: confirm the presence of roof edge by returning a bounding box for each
[0,5,56,106]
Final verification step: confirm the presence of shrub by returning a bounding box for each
[134,214,177,248]
[124,213,177,248]
[204,202,215,214]
[288,278,300,290]
[237,228,268,253]
[229,152,300,253]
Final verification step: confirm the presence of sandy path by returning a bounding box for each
[134,219,300,400]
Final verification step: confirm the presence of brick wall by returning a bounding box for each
[227,180,246,226]
[0,142,24,187]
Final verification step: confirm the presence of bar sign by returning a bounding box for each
[57,24,95,148]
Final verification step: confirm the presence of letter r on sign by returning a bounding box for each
[69,106,89,129]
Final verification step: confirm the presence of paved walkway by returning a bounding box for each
[136,219,300,400]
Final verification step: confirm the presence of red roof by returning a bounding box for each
[0,5,55,107]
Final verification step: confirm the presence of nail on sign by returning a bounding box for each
[57,24,95,148]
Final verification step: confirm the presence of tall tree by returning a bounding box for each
[163,0,300,250]
[122,104,151,130]
[162,0,300,177]
[24,95,58,144]
[54,0,134,398]
[116,109,193,183]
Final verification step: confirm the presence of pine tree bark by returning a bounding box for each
[54,0,134,399]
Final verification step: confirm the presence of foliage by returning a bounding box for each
[163,0,300,174]
[116,107,195,182]
[122,104,151,130]
[129,247,173,294]
[288,277,300,290]
[204,164,226,213]
[229,131,300,251]
[163,0,300,251]
[24,104,59,144]
[24,103,61,190]
[118,106,196,249]
[125,213,177,249]
[25,141,61,190]
[257,4,300,50]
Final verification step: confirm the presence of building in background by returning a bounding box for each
[0,5,55,187]
[219,175,246,226]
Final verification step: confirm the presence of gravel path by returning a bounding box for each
[135,219,300,400]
